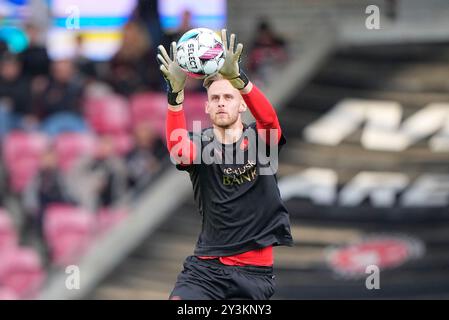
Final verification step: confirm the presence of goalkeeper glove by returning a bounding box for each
[218,29,249,90]
[157,42,187,106]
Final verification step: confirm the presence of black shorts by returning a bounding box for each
[169,255,275,300]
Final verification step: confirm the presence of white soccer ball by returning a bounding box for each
[176,28,225,79]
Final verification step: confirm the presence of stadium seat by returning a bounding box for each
[41,112,89,137]
[130,91,211,135]
[2,132,49,193]
[0,287,19,300]
[44,204,95,266]
[0,247,45,299]
[93,133,134,158]
[55,133,97,172]
[0,209,17,253]
[84,94,131,134]
[111,132,134,156]
[130,92,167,136]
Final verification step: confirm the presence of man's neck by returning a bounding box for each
[213,122,244,145]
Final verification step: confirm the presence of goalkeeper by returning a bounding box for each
[157,29,293,300]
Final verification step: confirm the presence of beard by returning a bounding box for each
[212,112,239,129]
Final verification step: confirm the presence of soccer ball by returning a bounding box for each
[176,28,225,79]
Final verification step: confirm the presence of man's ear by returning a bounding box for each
[239,100,247,113]
[205,100,210,114]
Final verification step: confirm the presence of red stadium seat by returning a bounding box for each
[84,94,131,134]
[0,247,45,299]
[44,204,95,266]
[55,133,97,172]
[0,209,17,253]
[2,132,49,193]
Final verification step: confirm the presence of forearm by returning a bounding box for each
[241,83,282,143]
[166,107,197,164]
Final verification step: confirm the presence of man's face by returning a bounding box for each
[51,60,74,83]
[205,79,246,128]
[0,59,21,81]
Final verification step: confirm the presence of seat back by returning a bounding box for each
[55,133,96,172]
[84,95,131,134]
[3,132,49,192]
[44,204,95,266]
[0,209,17,252]
[0,247,45,299]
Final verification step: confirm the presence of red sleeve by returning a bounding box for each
[241,84,282,144]
[166,109,197,165]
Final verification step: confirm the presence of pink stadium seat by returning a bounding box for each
[130,91,212,136]
[0,287,19,300]
[93,133,134,158]
[2,132,49,193]
[130,92,167,132]
[95,208,128,234]
[112,133,134,156]
[130,93,166,139]
[55,133,96,172]
[44,204,95,266]
[183,93,211,131]
[84,94,131,134]
[0,209,17,253]
[0,247,45,299]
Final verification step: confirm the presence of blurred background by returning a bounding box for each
[0,0,448,300]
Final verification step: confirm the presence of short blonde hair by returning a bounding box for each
[203,73,225,89]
